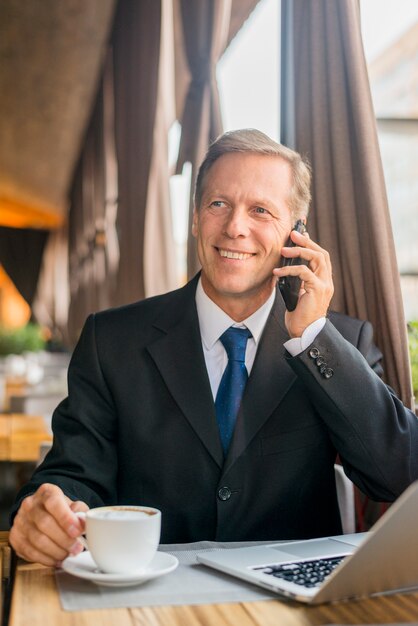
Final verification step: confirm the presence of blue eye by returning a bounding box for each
[208,200,229,214]
[253,206,272,217]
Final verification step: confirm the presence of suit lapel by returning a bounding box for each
[223,289,297,474]
[146,279,224,468]
[146,280,297,473]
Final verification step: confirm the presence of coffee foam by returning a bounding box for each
[91,507,156,521]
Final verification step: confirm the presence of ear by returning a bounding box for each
[191,208,198,238]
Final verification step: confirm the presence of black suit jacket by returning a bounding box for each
[12,276,418,542]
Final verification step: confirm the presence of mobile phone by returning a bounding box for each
[278,219,308,311]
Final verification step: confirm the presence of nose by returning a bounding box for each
[223,207,251,239]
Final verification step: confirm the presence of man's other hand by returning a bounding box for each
[274,229,334,338]
[9,483,88,567]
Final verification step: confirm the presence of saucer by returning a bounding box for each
[61,551,179,587]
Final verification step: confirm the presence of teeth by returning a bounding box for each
[219,249,253,260]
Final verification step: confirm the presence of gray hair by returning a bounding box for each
[194,128,311,220]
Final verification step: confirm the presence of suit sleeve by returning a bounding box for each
[10,314,118,520]
[357,319,384,378]
[286,320,418,502]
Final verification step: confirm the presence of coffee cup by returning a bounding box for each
[76,505,161,574]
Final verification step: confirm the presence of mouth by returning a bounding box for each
[216,247,255,261]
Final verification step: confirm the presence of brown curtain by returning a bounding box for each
[281,0,413,407]
[112,0,163,304]
[175,0,232,278]
[65,0,172,343]
[143,0,177,298]
[66,49,119,345]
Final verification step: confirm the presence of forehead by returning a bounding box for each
[201,152,293,200]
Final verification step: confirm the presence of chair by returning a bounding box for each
[0,531,12,625]
[334,464,356,534]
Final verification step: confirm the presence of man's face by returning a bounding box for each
[192,152,294,317]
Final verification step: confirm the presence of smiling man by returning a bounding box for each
[10,129,418,567]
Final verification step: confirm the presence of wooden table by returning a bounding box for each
[4,550,418,626]
[0,414,52,462]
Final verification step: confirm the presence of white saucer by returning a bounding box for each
[61,551,179,587]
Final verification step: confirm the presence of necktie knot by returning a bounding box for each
[219,327,252,364]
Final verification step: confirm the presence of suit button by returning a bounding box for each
[309,347,320,359]
[218,486,232,501]
[316,356,326,367]
[324,368,334,379]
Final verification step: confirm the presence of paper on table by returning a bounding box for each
[56,540,278,612]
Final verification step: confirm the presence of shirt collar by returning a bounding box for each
[195,277,276,350]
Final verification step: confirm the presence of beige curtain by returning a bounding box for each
[175,0,232,278]
[32,226,70,346]
[281,0,413,407]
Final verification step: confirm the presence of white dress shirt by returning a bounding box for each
[195,279,325,400]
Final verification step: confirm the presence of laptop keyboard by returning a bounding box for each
[254,555,346,588]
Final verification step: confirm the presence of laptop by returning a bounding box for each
[197,480,418,604]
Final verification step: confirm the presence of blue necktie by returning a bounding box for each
[215,327,252,455]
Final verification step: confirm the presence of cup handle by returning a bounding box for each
[74,511,89,550]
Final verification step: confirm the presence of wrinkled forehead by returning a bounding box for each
[198,152,293,205]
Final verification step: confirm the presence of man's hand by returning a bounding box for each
[273,229,334,338]
[9,483,89,567]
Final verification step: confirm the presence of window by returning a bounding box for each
[218,0,279,140]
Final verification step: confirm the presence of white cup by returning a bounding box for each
[76,505,161,574]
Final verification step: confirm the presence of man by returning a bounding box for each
[10,129,418,567]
